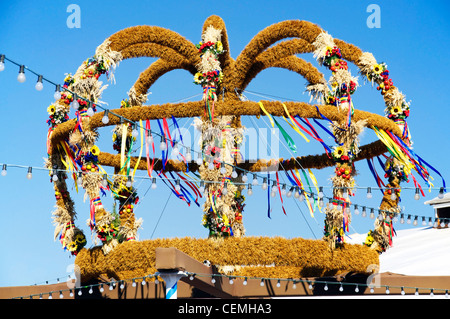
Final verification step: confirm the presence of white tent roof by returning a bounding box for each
[349,227,450,276]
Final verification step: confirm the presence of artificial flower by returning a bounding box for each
[216,41,223,53]
[372,64,383,75]
[47,104,56,115]
[90,145,100,156]
[67,241,78,252]
[390,106,402,116]
[333,146,345,158]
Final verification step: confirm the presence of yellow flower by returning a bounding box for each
[47,104,56,115]
[333,146,345,158]
[216,41,223,53]
[372,64,383,75]
[390,106,402,116]
[194,72,202,84]
[90,145,100,156]
[67,241,78,252]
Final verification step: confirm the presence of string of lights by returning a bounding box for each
[10,271,449,299]
[0,52,445,201]
[1,162,447,228]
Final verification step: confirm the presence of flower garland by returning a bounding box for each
[312,32,363,249]
[193,26,224,121]
[47,43,123,255]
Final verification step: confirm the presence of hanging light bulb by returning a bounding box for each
[146,131,153,145]
[199,181,205,194]
[171,142,179,157]
[231,169,238,179]
[318,186,324,199]
[59,291,64,299]
[281,184,286,196]
[298,190,305,202]
[72,93,79,110]
[1,164,7,176]
[438,187,445,199]
[399,213,405,224]
[366,187,372,199]
[208,161,214,170]
[276,279,281,288]
[222,182,228,195]
[390,191,397,201]
[286,187,293,198]
[354,205,360,215]
[175,179,181,192]
[100,174,107,188]
[294,186,300,198]
[252,174,258,186]
[54,84,61,100]
[102,110,110,124]
[406,214,412,224]
[369,208,375,219]
[414,188,420,200]
[261,177,268,190]
[17,65,26,83]
[86,102,95,116]
[0,54,5,71]
[243,277,248,286]
[24,166,32,179]
[260,279,264,287]
[361,206,367,217]
[247,183,253,196]
[270,181,277,197]
[241,173,248,183]
[196,153,203,166]
[413,216,418,226]
[422,217,427,226]
[126,175,133,188]
[151,177,157,189]
[131,124,139,138]
[159,137,167,151]
[377,211,384,221]
[185,147,192,162]
[220,163,226,175]
[52,171,59,182]
[35,75,44,91]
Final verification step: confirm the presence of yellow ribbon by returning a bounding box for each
[282,103,310,143]
[258,101,275,128]
[120,123,127,174]
[132,120,144,177]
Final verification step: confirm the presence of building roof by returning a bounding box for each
[424,192,450,208]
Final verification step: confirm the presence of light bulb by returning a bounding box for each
[252,174,258,186]
[261,178,268,190]
[175,179,181,191]
[241,174,248,183]
[102,110,109,124]
[354,205,360,215]
[286,187,293,198]
[87,106,94,117]
[17,65,26,83]
[231,170,238,179]
[171,143,179,157]
[400,213,405,224]
[208,161,214,170]
[199,181,205,194]
[220,164,226,174]
[422,217,427,226]
[243,278,248,286]
[35,75,44,91]
[438,187,444,199]
[414,188,420,200]
[126,176,132,188]
[102,174,108,188]
[52,173,59,182]
[77,172,83,187]
[318,186,324,198]
[72,95,79,110]
[276,280,281,288]
[0,55,5,72]
[54,85,61,100]
[159,138,167,151]
[132,125,139,138]
[390,192,397,200]
[26,167,32,180]
[298,191,305,202]
[281,184,286,195]
[1,164,7,176]
[151,177,157,189]
[367,187,372,199]
[146,133,153,145]
[59,291,64,299]
[185,148,192,162]
[406,215,412,224]
[222,183,228,195]
[413,216,418,226]
[247,184,253,196]
[196,154,203,165]
[370,209,375,219]
[294,187,300,198]
[260,279,264,287]
[361,207,367,217]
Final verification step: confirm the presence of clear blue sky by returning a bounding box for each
[0,0,448,288]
